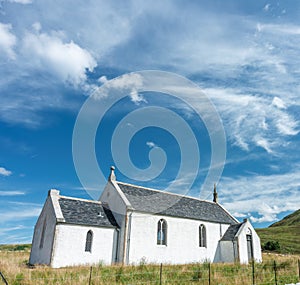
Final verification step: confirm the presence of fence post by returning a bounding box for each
[159,263,163,285]
[298,259,300,280]
[208,262,211,285]
[273,260,278,285]
[88,266,93,285]
[252,259,255,285]
[0,272,8,285]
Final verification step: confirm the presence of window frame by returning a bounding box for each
[85,230,93,253]
[199,224,207,248]
[157,219,167,246]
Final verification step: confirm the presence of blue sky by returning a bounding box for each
[0,0,300,244]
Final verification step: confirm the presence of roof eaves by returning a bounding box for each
[235,220,247,238]
[215,203,239,224]
[113,181,134,210]
[58,195,102,204]
[57,221,118,228]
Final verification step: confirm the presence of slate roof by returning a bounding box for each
[58,197,119,228]
[117,182,237,224]
[221,223,244,241]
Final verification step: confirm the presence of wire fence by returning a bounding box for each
[1,258,300,285]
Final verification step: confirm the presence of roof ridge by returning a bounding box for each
[116,181,217,205]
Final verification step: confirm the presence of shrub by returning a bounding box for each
[263,240,280,251]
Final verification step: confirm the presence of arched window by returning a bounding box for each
[85,230,93,252]
[199,224,207,247]
[157,219,167,245]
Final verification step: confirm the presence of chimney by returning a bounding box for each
[213,183,218,203]
[109,166,116,181]
[48,189,60,197]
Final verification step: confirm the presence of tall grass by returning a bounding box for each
[0,250,299,285]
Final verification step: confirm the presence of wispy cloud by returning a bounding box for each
[0,207,42,223]
[203,87,299,154]
[0,23,16,59]
[257,23,300,36]
[8,0,32,4]
[263,4,270,12]
[0,166,12,176]
[0,225,27,235]
[146,141,157,148]
[0,190,25,196]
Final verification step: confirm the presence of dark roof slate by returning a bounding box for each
[58,198,118,228]
[221,223,243,241]
[117,182,237,224]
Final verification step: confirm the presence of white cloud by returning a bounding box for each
[275,113,299,136]
[272,97,286,109]
[220,170,300,224]
[93,73,144,101]
[130,89,147,104]
[0,190,25,196]
[254,137,273,154]
[98,75,107,84]
[0,167,12,176]
[32,22,42,32]
[146,141,157,148]
[22,30,97,86]
[263,4,270,11]
[0,23,17,59]
[8,0,32,4]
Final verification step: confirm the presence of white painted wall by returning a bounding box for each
[50,224,117,268]
[126,211,231,264]
[100,181,129,263]
[29,194,57,266]
[237,221,262,264]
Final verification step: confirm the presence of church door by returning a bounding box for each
[246,234,253,262]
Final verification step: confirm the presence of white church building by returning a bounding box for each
[29,167,262,268]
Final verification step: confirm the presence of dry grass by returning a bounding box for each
[0,250,299,285]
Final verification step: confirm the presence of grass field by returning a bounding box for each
[257,225,300,254]
[0,246,299,285]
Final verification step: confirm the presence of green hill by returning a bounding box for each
[256,209,300,254]
[269,209,300,227]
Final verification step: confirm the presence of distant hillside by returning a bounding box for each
[256,209,300,254]
[269,209,300,227]
[0,244,31,251]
